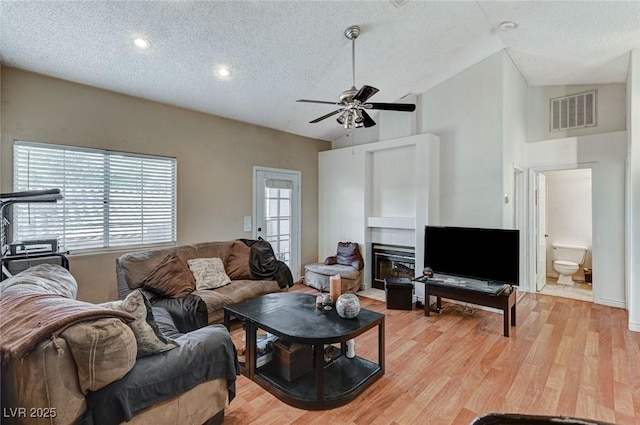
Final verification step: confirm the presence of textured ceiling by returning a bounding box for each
[1,1,639,142]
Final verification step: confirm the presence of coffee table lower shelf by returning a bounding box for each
[250,355,382,410]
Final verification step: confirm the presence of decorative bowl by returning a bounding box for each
[335,294,360,319]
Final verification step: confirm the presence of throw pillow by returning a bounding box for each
[62,318,137,393]
[225,240,252,280]
[336,242,365,270]
[324,256,338,265]
[100,290,177,358]
[187,257,231,290]
[139,254,195,298]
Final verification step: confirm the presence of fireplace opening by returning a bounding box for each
[371,244,415,290]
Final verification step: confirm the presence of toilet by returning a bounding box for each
[552,243,588,285]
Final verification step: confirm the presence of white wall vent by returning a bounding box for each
[550,90,596,132]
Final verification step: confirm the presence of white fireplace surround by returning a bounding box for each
[369,227,414,247]
[318,133,440,301]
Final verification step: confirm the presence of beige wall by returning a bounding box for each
[0,67,330,303]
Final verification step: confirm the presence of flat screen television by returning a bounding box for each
[424,225,519,286]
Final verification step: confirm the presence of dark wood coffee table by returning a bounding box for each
[224,292,385,410]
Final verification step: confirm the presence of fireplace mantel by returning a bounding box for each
[367,216,415,230]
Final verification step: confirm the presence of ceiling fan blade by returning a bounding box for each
[353,85,379,103]
[361,110,376,128]
[365,102,416,112]
[297,99,342,106]
[309,109,343,123]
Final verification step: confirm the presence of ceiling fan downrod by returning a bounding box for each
[338,25,362,129]
[345,25,360,91]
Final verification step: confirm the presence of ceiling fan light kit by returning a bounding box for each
[297,25,416,130]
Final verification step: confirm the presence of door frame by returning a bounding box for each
[513,165,528,291]
[535,172,548,292]
[528,163,597,300]
[252,166,302,282]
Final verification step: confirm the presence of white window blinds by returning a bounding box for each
[13,141,177,252]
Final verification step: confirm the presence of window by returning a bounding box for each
[264,178,293,264]
[13,141,177,252]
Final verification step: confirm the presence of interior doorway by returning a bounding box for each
[532,167,594,302]
[536,172,547,292]
[253,167,301,282]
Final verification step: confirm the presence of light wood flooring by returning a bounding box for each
[224,284,640,425]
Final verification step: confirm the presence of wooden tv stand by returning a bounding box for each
[421,276,517,337]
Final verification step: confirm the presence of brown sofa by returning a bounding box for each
[116,240,288,324]
[0,264,236,425]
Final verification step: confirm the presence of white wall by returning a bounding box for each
[628,49,640,331]
[544,169,593,279]
[378,93,418,142]
[419,52,505,228]
[332,124,378,148]
[502,53,529,229]
[527,84,626,142]
[334,50,528,232]
[318,134,439,296]
[370,145,416,217]
[526,132,627,308]
[317,148,367,260]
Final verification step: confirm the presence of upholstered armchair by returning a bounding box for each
[304,242,364,293]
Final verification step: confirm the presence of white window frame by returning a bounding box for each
[12,141,177,253]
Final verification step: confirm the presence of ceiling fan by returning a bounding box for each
[297,25,416,129]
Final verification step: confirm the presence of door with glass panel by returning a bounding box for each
[254,168,300,281]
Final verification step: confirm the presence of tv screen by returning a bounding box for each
[424,226,519,285]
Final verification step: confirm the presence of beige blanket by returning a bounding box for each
[1,293,135,360]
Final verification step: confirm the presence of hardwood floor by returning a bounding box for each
[224,284,640,425]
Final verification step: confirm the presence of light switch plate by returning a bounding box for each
[243,216,252,232]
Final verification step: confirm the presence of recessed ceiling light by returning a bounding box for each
[133,38,150,49]
[215,66,231,78]
[498,21,518,32]
[390,0,409,8]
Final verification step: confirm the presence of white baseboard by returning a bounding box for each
[597,297,626,309]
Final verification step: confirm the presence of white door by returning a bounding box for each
[536,173,548,291]
[254,167,301,281]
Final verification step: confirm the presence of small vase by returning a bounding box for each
[336,294,361,319]
[322,293,333,310]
